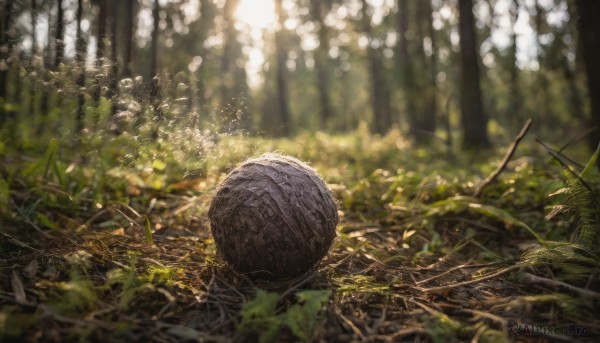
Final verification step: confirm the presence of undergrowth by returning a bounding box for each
[1,126,599,342]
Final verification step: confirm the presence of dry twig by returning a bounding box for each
[473,118,533,197]
[521,272,600,298]
[418,264,523,294]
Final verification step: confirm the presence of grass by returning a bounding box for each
[1,125,599,342]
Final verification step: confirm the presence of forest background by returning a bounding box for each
[1,0,599,148]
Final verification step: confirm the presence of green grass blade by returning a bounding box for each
[580,141,600,179]
[43,139,59,180]
[144,215,154,244]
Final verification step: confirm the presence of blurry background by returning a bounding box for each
[0,0,598,151]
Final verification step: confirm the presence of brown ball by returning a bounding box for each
[208,153,338,279]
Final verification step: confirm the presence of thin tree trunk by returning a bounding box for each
[362,0,391,135]
[397,0,413,127]
[93,0,108,109]
[274,0,291,136]
[0,0,15,118]
[313,0,333,130]
[508,0,522,131]
[220,0,235,129]
[575,0,600,167]
[51,0,65,130]
[150,0,161,138]
[123,0,135,77]
[76,0,86,133]
[563,63,584,121]
[30,0,37,56]
[194,0,210,113]
[218,0,250,132]
[426,0,437,132]
[40,7,53,123]
[370,48,392,134]
[54,0,64,68]
[149,0,160,103]
[29,0,37,118]
[534,0,549,131]
[109,0,118,117]
[458,0,490,148]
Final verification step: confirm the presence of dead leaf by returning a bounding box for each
[42,265,59,280]
[11,270,29,305]
[23,260,39,278]
[112,227,125,235]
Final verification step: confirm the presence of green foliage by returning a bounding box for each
[239,290,282,343]
[143,216,154,244]
[47,274,98,315]
[239,290,331,342]
[0,177,8,212]
[334,275,390,294]
[283,291,332,341]
[525,143,600,282]
[0,307,39,340]
[104,255,182,309]
[425,313,462,343]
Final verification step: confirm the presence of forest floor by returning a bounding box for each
[1,126,600,342]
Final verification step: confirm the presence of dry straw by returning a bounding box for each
[208,153,338,279]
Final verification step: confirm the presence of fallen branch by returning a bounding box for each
[459,308,507,331]
[0,232,40,251]
[521,272,600,298]
[558,126,598,153]
[335,308,367,341]
[16,208,53,238]
[418,264,523,294]
[416,261,475,286]
[537,138,585,171]
[473,118,533,197]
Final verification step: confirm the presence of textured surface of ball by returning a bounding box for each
[208,153,338,278]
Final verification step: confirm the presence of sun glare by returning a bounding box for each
[236,0,276,29]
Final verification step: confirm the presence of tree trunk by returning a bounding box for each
[312,0,333,130]
[109,0,118,117]
[123,0,135,77]
[534,0,550,132]
[40,6,53,121]
[220,0,250,133]
[29,0,37,118]
[397,0,413,127]
[411,0,436,140]
[0,0,15,116]
[575,0,600,166]
[508,0,522,131]
[54,0,64,69]
[220,0,234,111]
[362,0,391,135]
[194,0,212,112]
[458,0,490,148]
[150,0,161,138]
[76,0,86,133]
[274,0,291,136]
[369,47,392,135]
[93,0,108,108]
[30,0,37,54]
[563,63,585,121]
[425,0,437,133]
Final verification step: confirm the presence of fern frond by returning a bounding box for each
[521,241,600,281]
